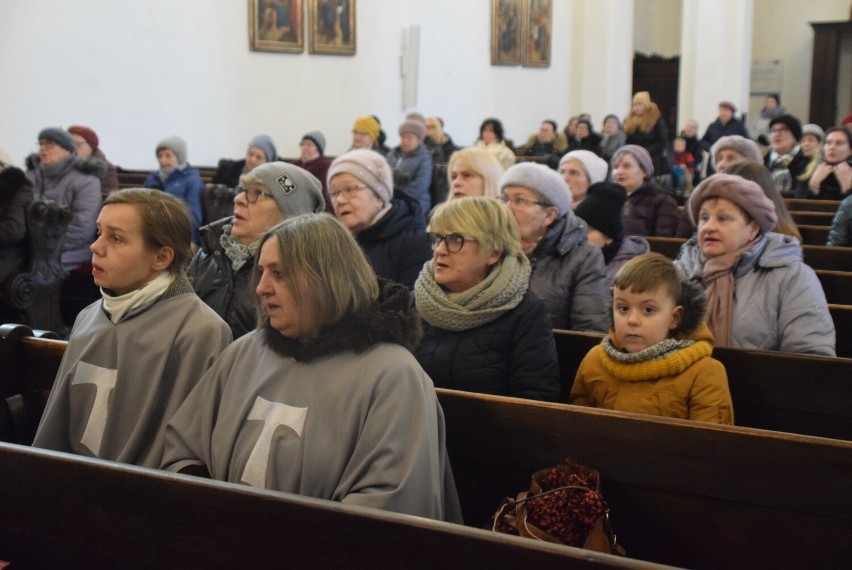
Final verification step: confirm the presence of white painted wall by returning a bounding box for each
[1,0,848,169]
[748,0,850,123]
[0,0,576,168]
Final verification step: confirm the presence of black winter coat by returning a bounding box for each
[625,117,671,175]
[414,290,560,402]
[212,159,246,188]
[624,181,680,237]
[186,218,256,339]
[357,193,432,290]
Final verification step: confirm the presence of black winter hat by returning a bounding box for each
[769,114,803,141]
[574,182,627,241]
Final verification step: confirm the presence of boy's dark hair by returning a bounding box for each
[613,252,705,336]
[103,187,193,273]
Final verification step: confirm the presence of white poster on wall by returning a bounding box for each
[751,59,783,95]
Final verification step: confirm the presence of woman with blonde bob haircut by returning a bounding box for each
[163,213,462,522]
[446,147,505,200]
[413,197,560,401]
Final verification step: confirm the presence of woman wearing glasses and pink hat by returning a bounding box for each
[187,162,326,339]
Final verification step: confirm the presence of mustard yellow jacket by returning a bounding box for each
[570,323,734,424]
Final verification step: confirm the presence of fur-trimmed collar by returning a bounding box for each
[262,278,421,362]
[624,102,662,135]
[25,153,107,178]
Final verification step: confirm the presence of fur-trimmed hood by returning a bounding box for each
[624,102,662,135]
[26,152,107,179]
[262,278,421,362]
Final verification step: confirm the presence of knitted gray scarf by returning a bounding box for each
[414,252,530,332]
[219,223,260,271]
[602,336,695,364]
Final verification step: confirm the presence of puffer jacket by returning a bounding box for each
[675,232,835,356]
[186,218,256,339]
[26,154,103,271]
[385,144,433,216]
[356,192,432,290]
[624,181,680,237]
[415,290,560,402]
[827,194,852,246]
[527,214,609,332]
[571,322,733,424]
[144,166,205,244]
[605,235,651,285]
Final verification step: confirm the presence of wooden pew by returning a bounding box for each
[784,198,840,213]
[798,224,830,246]
[831,304,852,360]
[553,329,852,439]
[4,326,851,568]
[0,443,649,569]
[816,270,852,305]
[438,389,852,569]
[116,166,217,189]
[645,236,852,272]
[791,211,837,226]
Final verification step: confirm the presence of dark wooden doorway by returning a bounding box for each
[633,53,680,139]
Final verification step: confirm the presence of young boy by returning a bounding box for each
[570,253,733,424]
[33,188,232,467]
[670,136,696,195]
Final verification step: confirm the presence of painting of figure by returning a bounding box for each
[524,0,551,67]
[250,0,305,53]
[309,0,356,55]
[491,0,522,66]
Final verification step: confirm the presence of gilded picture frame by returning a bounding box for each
[249,0,305,53]
[522,0,551,68]
[308,0,356,56]
[491,0,523,66]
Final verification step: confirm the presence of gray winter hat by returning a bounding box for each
[248,135,277,162]
[38,127,76,154]
[249,161,325,215]
[500,161,572,217]
[156,135,188,165]
[301,131,326,156]
[802,124,826,141]
[711,135,763,167]
[611,145,654,180]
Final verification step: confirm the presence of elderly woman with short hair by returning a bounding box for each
[499,162,609,332]
[328,149,432,289]
[164,213,461,522]
[611,144,680,237]
[675,174,835,356]
[413,197,560,402]
[188,162,326,339]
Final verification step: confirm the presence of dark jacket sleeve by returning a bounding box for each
[508,293,561,402]
[653,193,681,237]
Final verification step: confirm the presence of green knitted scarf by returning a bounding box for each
[414,252,531,332]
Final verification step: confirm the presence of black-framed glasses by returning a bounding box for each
[427,232,476,253]
[237,185,274,204]
[499,195,547,208]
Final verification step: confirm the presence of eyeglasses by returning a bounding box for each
[330,185,368,201]
[427,232,476,253]
[770,126,790,135]
[499,195,547,208]
[236,186,274,204]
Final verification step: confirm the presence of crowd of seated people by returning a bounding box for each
[2,101,850,537]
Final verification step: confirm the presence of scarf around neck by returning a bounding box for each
[101,271,174,325]
[700,238,758,347]
[414,252,530,332]
[600,334,711,381]
[41,155,74,179]
[219,223,260,271]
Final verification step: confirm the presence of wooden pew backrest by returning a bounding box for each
[438,388,852,569]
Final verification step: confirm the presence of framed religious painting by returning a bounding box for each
[249,0,305,53]
[522,0,551,68]
[308,0,356,56]
[491,0,523,66]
